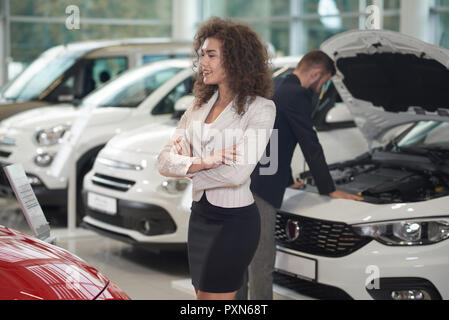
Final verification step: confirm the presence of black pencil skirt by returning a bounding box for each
[188,193,261,293]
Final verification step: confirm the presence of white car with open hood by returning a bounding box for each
[273,30,449,300]
[81,56,368,252]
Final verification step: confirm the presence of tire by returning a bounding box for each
[75,145,105,226]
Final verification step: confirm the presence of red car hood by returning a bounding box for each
[0,226,125,300]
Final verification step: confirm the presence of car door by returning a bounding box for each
[151,76,195,116]
[46,56,128,103]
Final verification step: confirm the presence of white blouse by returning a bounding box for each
[202,122,212,145]
[157,92,276,208]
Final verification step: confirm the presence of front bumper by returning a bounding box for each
[274,228,449,300]
[81,189,187,251]
[82,219,186,253]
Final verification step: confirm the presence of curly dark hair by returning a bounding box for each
[192,17,273,115]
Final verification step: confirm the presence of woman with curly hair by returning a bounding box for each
[157,17,275,300]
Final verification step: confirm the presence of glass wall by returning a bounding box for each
[9,0,172,65]
[201,0,401,56]
[5,0,448,80]
[383,0,401,31]
[434,0,449,49]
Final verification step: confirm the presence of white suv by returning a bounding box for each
[0,59,195,222]
[0,38,191,120]
[81,56,367,251]
[273,30,449,300]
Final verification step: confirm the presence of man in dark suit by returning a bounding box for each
[236,51,363,300]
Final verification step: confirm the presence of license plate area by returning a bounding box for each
[87,192,117,215]
[275,248,317,282]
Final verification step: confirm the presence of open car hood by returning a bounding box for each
[321,30,449,148]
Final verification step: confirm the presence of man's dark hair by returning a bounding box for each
[296,50,336,76]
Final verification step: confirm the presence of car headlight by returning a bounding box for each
[161,179,190,194]
[352,218,449,246]
[35,125,70,146]
[26,174,42,186]
[96,157,145,171]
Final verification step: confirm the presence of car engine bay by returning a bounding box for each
[300,149,449,204]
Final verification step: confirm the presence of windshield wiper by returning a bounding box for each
[397,146,448,166]
[424,147,449,166]
[396,146,428,156]
[113,103,139,108]
[424,146,449,152]
[1,96,16,102]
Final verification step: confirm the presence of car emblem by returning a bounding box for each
[286,219,300,242]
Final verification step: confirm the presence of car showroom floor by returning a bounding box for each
[0,198,303,300]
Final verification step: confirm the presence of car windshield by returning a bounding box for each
[80,65,183,109]
[1,52,76,101]
[397,121,449,150]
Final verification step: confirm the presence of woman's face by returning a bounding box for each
[199,37,227,86]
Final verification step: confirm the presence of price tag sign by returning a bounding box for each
[2,164,52,242]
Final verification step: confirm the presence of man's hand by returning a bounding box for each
[329,190,364,201]
[288,180,306,189]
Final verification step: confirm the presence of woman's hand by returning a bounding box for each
[187,144,240,173]
[204,144,239,169]
[173,137,192,157]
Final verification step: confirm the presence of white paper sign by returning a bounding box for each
[3,164,52,242]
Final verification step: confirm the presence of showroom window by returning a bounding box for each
[8,0,172,67]
[432,0,449,49]
[200,0,400,56]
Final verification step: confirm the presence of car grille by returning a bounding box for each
[275,211,372,258]
[0,162,11,187]
[273,271,352,300]
[91,173,136,192]
[0,150,11,158]
[83,193,177,236]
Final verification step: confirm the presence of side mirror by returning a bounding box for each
[172,95,195,119]
[72,98,82,107]
[325,103,354,123]
[175,95,194,112]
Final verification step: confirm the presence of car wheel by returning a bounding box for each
[75,145,105,226]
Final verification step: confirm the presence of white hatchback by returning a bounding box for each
[0,38,191,120]
[81,56,367,251]
[273,30,449,300]
[0,59,195,222]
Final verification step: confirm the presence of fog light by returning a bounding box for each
[27,175,42,186]
[391,290,430,300]
[366,278,441,300]
[34,153,54,167]
[161,178,189,194]
[140,220,151,235]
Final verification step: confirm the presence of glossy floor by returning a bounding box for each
[0,199,303,300]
